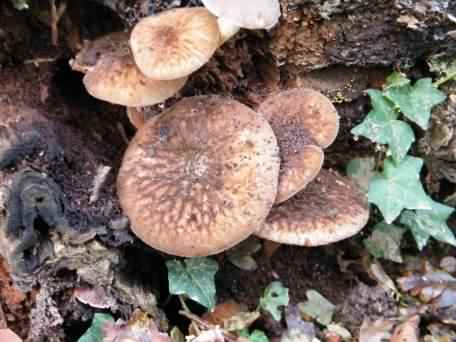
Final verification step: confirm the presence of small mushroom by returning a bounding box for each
[256,169,369,246]
[70,32,187,107]
[117,95,280,257]
[201,0,281,43]
[130,7,220,80]
[258,88,339,203]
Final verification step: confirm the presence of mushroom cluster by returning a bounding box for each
[116,90,369,257]
[68,3,368,257]
[69,1,281,129]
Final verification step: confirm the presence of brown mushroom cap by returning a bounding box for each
[73,32,187,107]
[70,31,130,73]
[258,88,339,204]
[256,169,369,246]
[259,88,340,149]
[201,0,281,30]
[117,96,280,257]
[130,7,220,80]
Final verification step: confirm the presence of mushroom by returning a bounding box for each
[256,169,369,246]
[258,88,339,203]
[117,95,280,257]
[130,7,220,80]
[70,32,187,108]
[201,0,281,43]
[126,107,157,130]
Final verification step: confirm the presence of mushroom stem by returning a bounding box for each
[217,17,241,45]
[126,107,146,130]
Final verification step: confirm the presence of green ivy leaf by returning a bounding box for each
[259,281,289,321]
[78,313,114,342]
[166,257,218,309]
[239,329,269,342]
[346,157,376,192]
[385,71,411,88]
[364,222,405,263]
[351,90,415,163]
[385,78,446,129]
[368,156,432,223]
[400,200,456,250]
[298,290,335,326]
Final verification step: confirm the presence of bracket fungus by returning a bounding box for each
[201,0,281,43]
[258,88,340,203]
[256,169,369,246]
[70,32,187,107]
[130,7,220,80]
[117,95,280,257]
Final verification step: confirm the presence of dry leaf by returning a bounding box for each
[189,328,225,342]
[390,315,420,342]
[359,318,395,342]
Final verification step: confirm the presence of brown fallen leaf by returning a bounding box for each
[359,318,395,342]
[390,315,420,342]
[189,328,225,342]
[203,301,245,326]
[203,301,259,332]
[397,271,456,308]
[103,310,171,342]
[0,329,22,342]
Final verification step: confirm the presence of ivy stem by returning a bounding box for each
[434,72,456,87]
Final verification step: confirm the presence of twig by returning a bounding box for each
[23,57,57,66]
[178,295,192,314]
[178,296,200,335]
[49,0,67,46]
[178,310,239,342]
[0,303,7,329]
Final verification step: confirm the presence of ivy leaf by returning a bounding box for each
[239,329,269,342]
[368,156,432,223]
[346,157,376,192]
[364,222,405,263]
[78,313,114,342]
[166,257,218,309]
[259,281,289,321]
[298,290,335,326]
[400,200,456,250]
[385,78,446,129]
[385,71,411,88]
[351,90,415,163]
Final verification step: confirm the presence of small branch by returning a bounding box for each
[0,303,7,329]
[23,57,57,66]
[433,72,456,88]
[178,310,239,342]
[49,0,67,46]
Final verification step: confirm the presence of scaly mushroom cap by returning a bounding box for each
[117,96,280,257]
[256,169,369,246]
[201,0,281,30]
[259,88,340,149]
[74,32,187,107]
[70,31,130,73]
[130,7,220,80]
[258,88,339,203]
